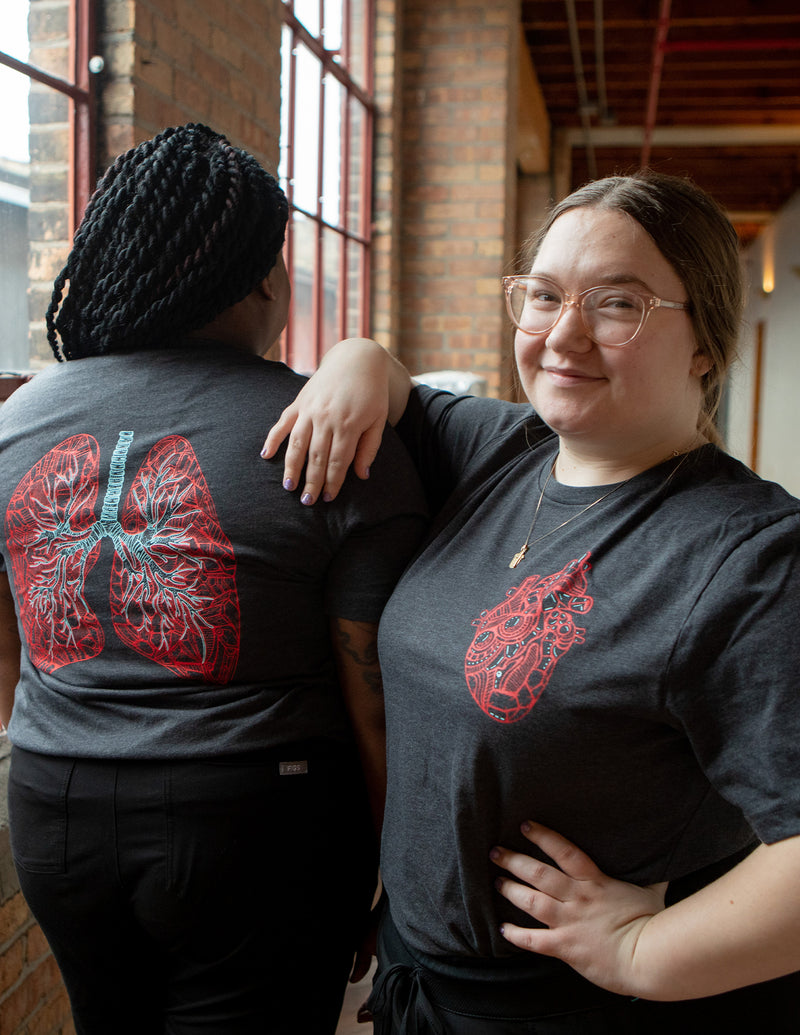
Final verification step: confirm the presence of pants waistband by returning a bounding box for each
[371,907,627,1021]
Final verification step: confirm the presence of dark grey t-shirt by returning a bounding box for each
[379,386,800,960]
[0,343,426,759]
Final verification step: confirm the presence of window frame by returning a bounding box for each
[0,0,96,238]
[280,0,375,371]
[0,0,96,383]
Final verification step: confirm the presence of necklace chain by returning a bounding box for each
[508,450,691,569]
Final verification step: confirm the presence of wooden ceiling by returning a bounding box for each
[520,1,800,244]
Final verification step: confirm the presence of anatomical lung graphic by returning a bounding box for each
[6,432,240,682]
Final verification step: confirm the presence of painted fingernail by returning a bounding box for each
[521,821,531,833]
[364,466,370,478]
[322,491,333,503]
[489,847,501,861]
[301,492,313,506]
[283,477,295,491]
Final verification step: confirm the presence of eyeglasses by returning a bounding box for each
[502,275,691,348]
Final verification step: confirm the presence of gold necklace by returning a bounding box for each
[508,450,692,569]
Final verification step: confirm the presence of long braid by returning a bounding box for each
[46,124,288,360]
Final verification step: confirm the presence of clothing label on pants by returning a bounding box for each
[279,760,309,776]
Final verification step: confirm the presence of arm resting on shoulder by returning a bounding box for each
[330,616,387,835]
[0,572,20,728]
[262,338,413,505]
[493,821,800,1001]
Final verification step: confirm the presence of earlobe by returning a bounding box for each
[259,274,277,302]
[691,350,713,378]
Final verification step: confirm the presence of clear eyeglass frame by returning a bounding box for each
[502,275,691,348]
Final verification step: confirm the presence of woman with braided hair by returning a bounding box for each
[0,124,426,1034]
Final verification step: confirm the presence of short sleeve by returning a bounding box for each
[323,423,428,622]
[397,386,544,513]
[666,512,800,843]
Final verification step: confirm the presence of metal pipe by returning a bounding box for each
[663,37,800,52]
[640,0,672,169]
[593,0,610,124]
[564,0,597,179]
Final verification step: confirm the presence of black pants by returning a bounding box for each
[8,743,377,1035]
[368,906,800,1034]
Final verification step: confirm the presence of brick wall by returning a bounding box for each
[98,0,283,172]
[374,0,520,396]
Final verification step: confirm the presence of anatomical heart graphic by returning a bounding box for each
[464,554,593,723]
[6,432,240,682]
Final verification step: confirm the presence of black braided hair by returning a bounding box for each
[46,124,289,360]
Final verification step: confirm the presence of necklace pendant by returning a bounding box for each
[509,545,528,569]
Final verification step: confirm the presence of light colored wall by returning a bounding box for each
[727,193,800,497]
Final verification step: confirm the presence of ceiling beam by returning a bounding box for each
[560,125,800,148]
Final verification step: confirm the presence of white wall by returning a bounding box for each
[726,192,800,497]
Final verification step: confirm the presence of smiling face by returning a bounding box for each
[516,206,711,469]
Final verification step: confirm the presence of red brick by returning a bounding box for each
[136,50,174,95]
[25,922,52,963]
[175,3,211,44]
[153,17,193,69]
[0,892,32,945]
[24,983,74,1035]
[0,937,24,996]
[173,69,210,116]
[0,955,63,1034]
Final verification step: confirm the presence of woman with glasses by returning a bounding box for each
[263,171,800,1032]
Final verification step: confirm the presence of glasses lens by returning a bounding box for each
[583,288,645,346]
[507,278,563,334]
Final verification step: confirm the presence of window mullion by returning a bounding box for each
[313,69,325,364]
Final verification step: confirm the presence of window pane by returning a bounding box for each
[278,25,292,186]
[0,2,32,370]
[291,45,321,215]
[291,0,320,37]
[280,0,372,370]
[345,240,365,339]
[1,1,31,163]
[321,226,343,353]
[321,74,343,227]
[1,0,31,63]
[346,95,367,235]
[347,0,369,87]
[289,211,317,373]
[0,166,31,369]
[323,0,342,54]
[27,0,71,81]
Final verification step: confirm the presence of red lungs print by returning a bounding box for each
[6,432,240,682]
[6,435,104,672]
[464,554,593,723]
[110,435,239,681]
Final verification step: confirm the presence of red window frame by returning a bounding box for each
[280,0,375,371]
[0,0,95,387]
[0,0,96,237]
